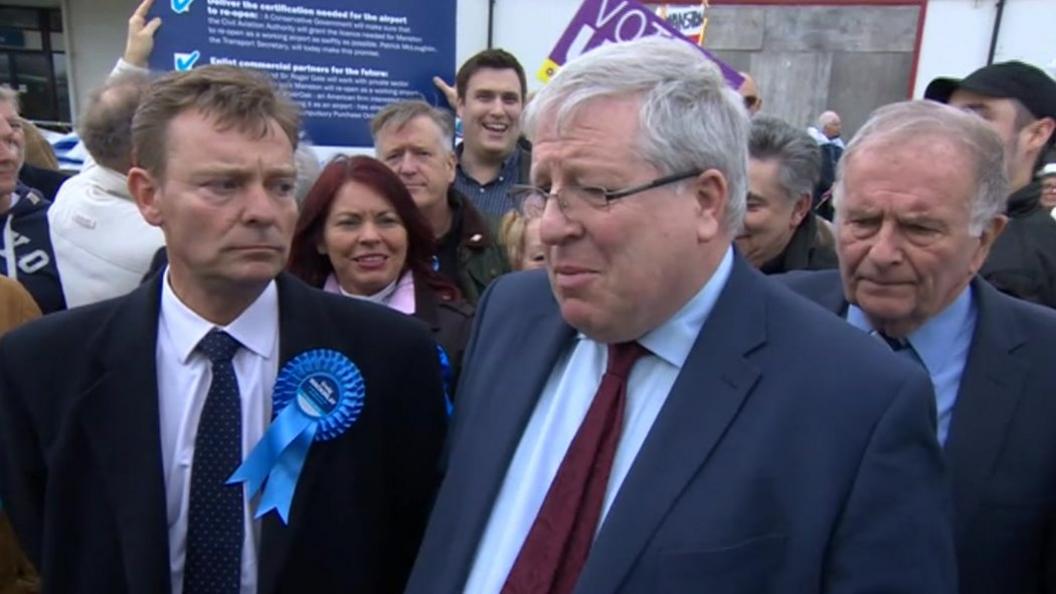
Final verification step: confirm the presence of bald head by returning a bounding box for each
[738,72,762,116]
[79,72,150,174]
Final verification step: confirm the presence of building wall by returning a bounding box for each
[705,4,919,137]
[3,0,1055,133]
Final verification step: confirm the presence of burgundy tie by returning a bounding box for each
[502,341,649,594]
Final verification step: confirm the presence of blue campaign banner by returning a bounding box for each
[148,0,456,148]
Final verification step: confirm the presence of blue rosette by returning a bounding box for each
[228,349,365,523]
[436,343,454,416]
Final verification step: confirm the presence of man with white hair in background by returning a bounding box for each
[808,110,845,149]
[783,100,1056,594]
[0,87,64,313]
[406,37,954,594]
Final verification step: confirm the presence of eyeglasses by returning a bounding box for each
[510,169,702,218]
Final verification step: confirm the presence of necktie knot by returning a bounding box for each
[870,330,910,352]
[605,341,648,381]
[197,329,241,365]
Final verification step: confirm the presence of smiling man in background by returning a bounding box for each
[451,49,531,218]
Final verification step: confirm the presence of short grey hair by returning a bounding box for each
[522,37,749,234]
[0,86,19,111]
[370,100,454,155]
[749,115,822,202]
[833,100,1008,236]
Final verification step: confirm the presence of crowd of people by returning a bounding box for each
[0,1,1055,592]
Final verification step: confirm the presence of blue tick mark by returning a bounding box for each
[171,0,195,14]
[174,50,201,71]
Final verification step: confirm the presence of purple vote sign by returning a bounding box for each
[537,0,743,89]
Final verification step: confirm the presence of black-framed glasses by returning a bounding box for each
[511,169,702,218]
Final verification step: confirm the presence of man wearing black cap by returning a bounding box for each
[926,61,1056,308]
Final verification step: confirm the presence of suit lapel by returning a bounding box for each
[576,257,767,594]
[77,277,171,594]
[943,279,1028,540]
[258,275,329,594]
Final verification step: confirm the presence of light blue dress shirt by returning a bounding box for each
[846,286,976,445]
[462,247,735,594]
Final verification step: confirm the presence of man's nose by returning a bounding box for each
[241,182,281,225]
[866,222,905,267]
[538,193,579,246]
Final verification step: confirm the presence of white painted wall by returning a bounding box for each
[913,0,1056,97]
[491,0,580,93]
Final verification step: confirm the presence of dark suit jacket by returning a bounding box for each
[0,273,448,594]
[407,257,956,593]
[780,269,1056,594]
[412,272,473,395]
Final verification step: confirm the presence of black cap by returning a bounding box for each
[924,61,1056,121]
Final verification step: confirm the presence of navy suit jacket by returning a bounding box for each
[0,273,447,594]
[406,256,956,593]
[781,269,1056,594]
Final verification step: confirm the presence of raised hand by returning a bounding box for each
[124,0,162,68]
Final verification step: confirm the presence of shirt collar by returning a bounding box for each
[160,267,279,364]
[455,143,521,186]
[632,246,735,368]
[846,285,975,374]
[87,163,133,199]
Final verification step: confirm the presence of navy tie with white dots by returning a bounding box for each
[184,329,244,594]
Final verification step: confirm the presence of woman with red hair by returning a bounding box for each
[288,156,473,390]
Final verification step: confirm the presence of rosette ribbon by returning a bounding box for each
[228,349,365,523]
[436,343,454,416]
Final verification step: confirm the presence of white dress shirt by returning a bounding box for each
[463,248,734,594]
[157,270,279,594]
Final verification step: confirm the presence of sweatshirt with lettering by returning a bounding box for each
[1,184,65,313]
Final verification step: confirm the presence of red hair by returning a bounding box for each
[287,155,460,301]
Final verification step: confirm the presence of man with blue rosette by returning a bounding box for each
[0,64,447,594]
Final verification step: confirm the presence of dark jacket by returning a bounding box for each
[759,214,838,275]
[0,184,65,313]
[0,273,448,594]
[779,270,1056,594]
[445,188,508,304]
[407,260,955,594]
[17,165,68,203]
[412,271,473,396]
[980,181,1056,308]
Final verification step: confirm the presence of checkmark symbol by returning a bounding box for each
[171,0,194,14]
[174,50,200,71]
